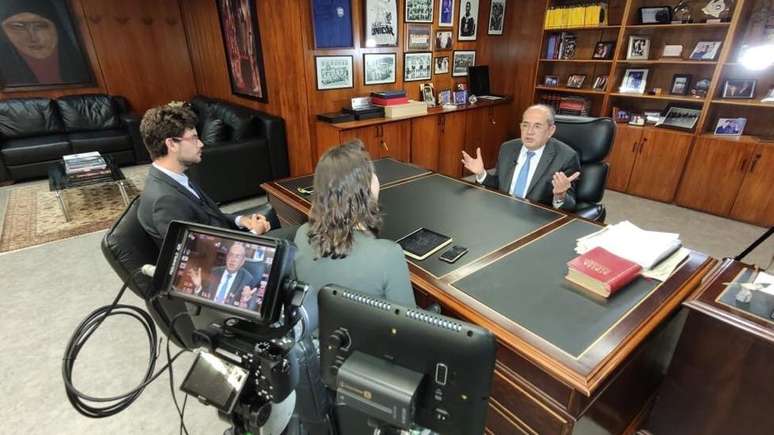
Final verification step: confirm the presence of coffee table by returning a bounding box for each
[48,156,130,222]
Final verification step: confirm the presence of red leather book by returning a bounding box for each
[371,96,410,106]
[566,247,642,298]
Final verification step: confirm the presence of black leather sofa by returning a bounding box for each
[0,94,145,183]
[186,95,290,204]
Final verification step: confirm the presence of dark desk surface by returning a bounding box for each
[263,159,712,395]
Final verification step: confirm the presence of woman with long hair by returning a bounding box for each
[294,139,415,309]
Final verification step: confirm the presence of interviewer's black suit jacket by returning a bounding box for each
[482,138,581,211]
[138,165,239,247]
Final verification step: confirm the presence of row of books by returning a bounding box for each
[538,94,592,116]
[544,32,576,59]
[545,1,608,29]
[63,151,106,175]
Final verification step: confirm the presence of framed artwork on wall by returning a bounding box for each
[405,0,433,23]
[434,56,449,74]
[315,55,353,90]
[0,0,93,90]
[438,0,455,27]
[435,30,453,50]
[363,53,396,85]
[458,0,480,41]
[404,52,432,81]
[406,24,432,50]
[364,0,399,47]
[452,50,476,76]
[488,0,506,35]
[216,0,268,101]
[310,0,353,48]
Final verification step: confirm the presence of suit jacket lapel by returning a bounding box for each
[149,166,228,225]
[527,140,556,196]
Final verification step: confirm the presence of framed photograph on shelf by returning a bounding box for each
[488,0,506,35]
[436,30,453,50]
[454,90,468,104]
[627,35,650,60]
[638,6,672,24]
[421,82,436,106]
[659,104,701,131]
[217,0,268,101]
[670,74,692,95]
[544,75,559,87]
[458,0,480,41]
[688,41,721,60]
[592,41,615,59]
[619,69,649,94]
[644,111,661,124]
[613,107,631,123]
[406,0,434,23]
[714,117,747,136]
[452,50,476,76]
[661,44,684,58]
[434,56,450,74]
[566,74,586,88]
[438,89,452,105]
[315,55,353,90]
[310,0,353,48]
[592,75,608,91]
[364,0,398,47]
[722,79,757,99]
[559,34,577,60]
[406,24,432,50]
[438,0,455,27]
[0,0,94,90]
[404,52,432,81]
[363,53,396,85]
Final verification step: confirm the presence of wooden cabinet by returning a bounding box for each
[627,128,693,202]
[337,123,410,162]
[410,111,468,177]
[606,125,692,202]
[676,138,774,227]
[410,116,442,171]
[465,104,513,172]
[438,111,468,177]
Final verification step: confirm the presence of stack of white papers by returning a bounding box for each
[576,221,682,270]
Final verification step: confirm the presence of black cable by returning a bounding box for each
[166,312,191,435]
[61,272,191,420]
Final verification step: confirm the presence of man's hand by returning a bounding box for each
[551,171,580,199]
[239,286,257,308]
[188,267,202,289]
[461,147,486,178]
[239,213,271,234]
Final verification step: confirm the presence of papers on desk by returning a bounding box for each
[576,221,682,272]
[753,271,774,296]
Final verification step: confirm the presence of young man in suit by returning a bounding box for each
[137,103,271,247]
[461,104,581,211]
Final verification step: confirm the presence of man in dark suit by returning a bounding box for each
[461,104,581,211]
[189,242,255,305]
[137,104,271,247]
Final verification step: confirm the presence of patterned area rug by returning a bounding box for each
[0,174,144,253]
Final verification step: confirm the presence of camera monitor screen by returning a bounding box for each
[155,222,290,325]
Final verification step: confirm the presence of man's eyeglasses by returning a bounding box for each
[519,122,549,132]
[172,135,201,143]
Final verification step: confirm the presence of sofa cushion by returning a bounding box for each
[0,98,64,139]
[208,104,257,141]
[1,134,71,165]
[56,94,120,132]
[67,129,131,154]
[200,118,230,145]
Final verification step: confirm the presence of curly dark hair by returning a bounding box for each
[306,140,382,259]
[139,104,198,160]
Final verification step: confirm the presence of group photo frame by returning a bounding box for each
[363,53,396,85]
[315,55,353,90]
[405,0,434,23]
[659,104,701,131]
[364,0,399,47]
[406,24,432,50]
[404,52,432,81]
[452,50,476,76]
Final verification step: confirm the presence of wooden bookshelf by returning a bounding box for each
[539,59,614,63]
[616,60,718,65]
[625,22,731,30]
[609,93,707,102]
[544,25,622,32]
[710,99,774,108]
[536,86,606,94]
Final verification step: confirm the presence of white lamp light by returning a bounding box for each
[739,44,774,70]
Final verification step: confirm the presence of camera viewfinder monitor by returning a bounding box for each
[154,221,294,326]
[318,285,496,435]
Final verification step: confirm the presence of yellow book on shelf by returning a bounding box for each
[547,7,557,28]
[585,4,600,26]
[560,6,569,28]
[545,7,553,28]
[573,5,586,27]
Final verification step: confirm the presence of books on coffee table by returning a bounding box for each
[63,151,106,175]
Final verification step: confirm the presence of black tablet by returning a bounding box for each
[396,228,453,261]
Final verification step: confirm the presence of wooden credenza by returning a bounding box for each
[315,99,513,178]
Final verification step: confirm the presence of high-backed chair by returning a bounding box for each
[553,115,615,222]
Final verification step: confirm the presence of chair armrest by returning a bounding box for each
[113,95,131,114]
[252,112,289,179]
[121,113,150,163]
[575,204,606,223]
[0,153,10,183]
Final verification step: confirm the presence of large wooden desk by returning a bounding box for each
[262,159,713,434]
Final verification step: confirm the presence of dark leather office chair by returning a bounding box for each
[553,115,615,222]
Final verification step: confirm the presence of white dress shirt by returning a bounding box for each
[476,144,546,197]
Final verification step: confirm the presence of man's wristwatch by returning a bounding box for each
[552,197,565,208]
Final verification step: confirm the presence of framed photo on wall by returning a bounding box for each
[315,55,353,90]
[488,0,506,35]
[434,56,450,74]
[406,24,432,50]
[217,0,268,101]
[0,0,94,90]
[364,0,399,47]
[438,0,455,27]
[363,53,396,85]
[452,50,476,76]
[310,0,353,48]
[458,0,480,41]
[404,52,432,81]
[436,30,453,50]
[405,0,433,23]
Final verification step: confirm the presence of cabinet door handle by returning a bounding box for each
[380,140,389,152]
[739,158,748,172]
[638,138,648,154]
[631,140,639,153]
[749,154,761,172]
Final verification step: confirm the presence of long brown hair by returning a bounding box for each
[307,140,382,259]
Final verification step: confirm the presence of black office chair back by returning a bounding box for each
[553,115,615,222]
[101,196,195,348]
